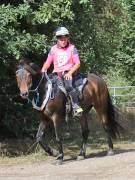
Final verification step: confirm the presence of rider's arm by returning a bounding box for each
[68,63,80,75]
[65,47,80,80]
[70,47,80,73]
[41,50,53,72]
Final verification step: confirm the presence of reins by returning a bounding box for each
[27,73,44,105]
[28,72,52,108]
[31,72,53,111]
[16,66,52,108]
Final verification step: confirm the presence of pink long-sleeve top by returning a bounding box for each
[43,43,80,73]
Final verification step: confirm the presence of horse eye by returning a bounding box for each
[26,72,31,77]
[25,72,31,81]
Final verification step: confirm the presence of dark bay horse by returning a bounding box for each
[16,60,123,165]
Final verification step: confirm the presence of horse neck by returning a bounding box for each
[32,73,46,92]
[32,73,66,102]
[32,73,41,89]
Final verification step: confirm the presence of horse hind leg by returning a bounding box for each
[100,113,114,156]
[77,113,89,160]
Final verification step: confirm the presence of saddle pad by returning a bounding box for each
[72,73,88,93]
[48,73,87,100]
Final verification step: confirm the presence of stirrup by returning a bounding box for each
[73,106,83,117]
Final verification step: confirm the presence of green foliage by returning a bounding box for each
[7,33,47,59]
[114,0,135,83]
[70,0,124,74]
[0,3,47,59]
[0,0,73,59]
[33,0,74,24]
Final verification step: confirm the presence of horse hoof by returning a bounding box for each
[107,149,114,156]
[77,155,85,161]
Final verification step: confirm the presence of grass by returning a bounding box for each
[1,139,135,165]
[0,139,135,165]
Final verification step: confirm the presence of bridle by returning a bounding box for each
[16,66,52,110]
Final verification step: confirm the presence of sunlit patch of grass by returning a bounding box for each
[0,138,135,165]
[0,141,54,165]
[0,152,49,165]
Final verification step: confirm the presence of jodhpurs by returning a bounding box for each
[64,79,79,105]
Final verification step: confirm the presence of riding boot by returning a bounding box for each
[68,89,83,116]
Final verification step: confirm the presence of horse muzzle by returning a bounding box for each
[20,92,29,99]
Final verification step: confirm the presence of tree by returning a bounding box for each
[0,0,74,59]
[115,0,135,83]
[69,0,124,74]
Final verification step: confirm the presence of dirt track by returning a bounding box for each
[0,149,135,180]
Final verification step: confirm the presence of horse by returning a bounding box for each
[16,59,124,165]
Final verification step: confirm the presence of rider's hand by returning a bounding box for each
[64,72,72,80]
[41,68,47,73]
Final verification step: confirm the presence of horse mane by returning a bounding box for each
[18,58,41,75]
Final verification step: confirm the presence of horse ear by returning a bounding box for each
[19,58,30,65]
[16,59,27,71]
[29,63,41,73]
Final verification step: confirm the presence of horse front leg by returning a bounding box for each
[78,113,89,160]
[52,114,64,165]
[36,121,58,157]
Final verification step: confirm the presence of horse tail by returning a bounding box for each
[107,94,125,139]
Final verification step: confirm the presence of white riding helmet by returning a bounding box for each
[55,27,69,36]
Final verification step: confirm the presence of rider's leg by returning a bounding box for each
[64,79,83,116]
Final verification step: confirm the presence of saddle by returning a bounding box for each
[72,73,87,100]
[50,73,87,116]
[49,73,87,100]
[32,73,87,112]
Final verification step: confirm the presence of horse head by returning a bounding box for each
[16,59,40,99]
